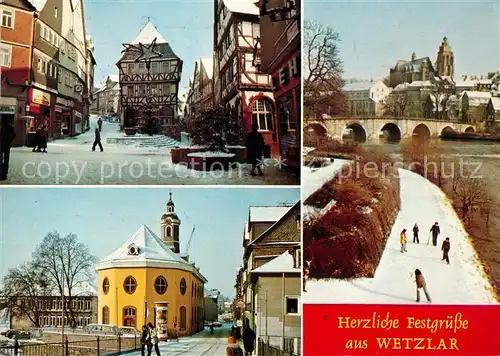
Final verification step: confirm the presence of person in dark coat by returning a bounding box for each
[415,269,432,303]
[430,222,440,246]
[92,127,103,152]
[32,125,41,152]
[0,116,17,181]
[38,124,48,153]
[413,223,419,243]
[245,123,265,176]
[242,319,255,356]
[441,237,451,264]
[140,325,149,356]
[97,117,103,131]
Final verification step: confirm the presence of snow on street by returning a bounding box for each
[128,324,230,356]
[3,118,297,185]
[305,168,498,305]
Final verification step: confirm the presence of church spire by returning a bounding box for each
[161,192,181,254]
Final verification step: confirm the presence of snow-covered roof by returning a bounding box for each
[224,0,259,15]
[201,57,214,80]
[455,80,477,88]
[490,97,500,111]
[249,206,291,223]
[409,80,433,88]
[131,21,167,45]
[109,74,119,83]
[26,0,46,11]
[464,91,491,106]
[343,82,376,91]
[479,79,493,85]
[96,225,207,282]
[251,251,300,274]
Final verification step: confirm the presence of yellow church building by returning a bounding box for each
[95,194,207,338]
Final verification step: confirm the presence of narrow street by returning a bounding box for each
[129,323,231,356]
[3,118,297,185]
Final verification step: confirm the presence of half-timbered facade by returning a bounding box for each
[0,0,36,147]
[117,21,183,138]
[185,57,214,123]
[213,0,277,156]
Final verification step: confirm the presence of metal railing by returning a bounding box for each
[0,335,140,356]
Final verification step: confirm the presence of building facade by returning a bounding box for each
[96,196,206,337]
[117,21,183,138]
[0,0,36,147]
[93,75,120,116]
[258,0,301,170]
[213,0,276,156]
[184,57,214,125]
[461,91,491,125]
[344,81,391,117]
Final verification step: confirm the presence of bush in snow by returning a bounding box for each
[304,155,400,279]
[189,106,241,152]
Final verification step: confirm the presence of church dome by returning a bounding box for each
[162,212,179,221]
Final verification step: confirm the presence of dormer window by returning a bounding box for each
[127,244,141,256]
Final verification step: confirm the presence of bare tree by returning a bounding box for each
[429,76,455,120]
[304,21,347,118]
[455,176,488,221]
[381,91,409,117]
[1,262,49,327]
[32,231,97,328]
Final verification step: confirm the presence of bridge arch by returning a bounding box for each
[345,123,367,143]
[412,124,431,140]
[305,123,327,136]
[380,123,401,143]
[464,126,475,133]
[441,126,456,136]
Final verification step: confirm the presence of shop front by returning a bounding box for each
[55,97,75,137]
[0,97,17,141]
[28,88,54,136]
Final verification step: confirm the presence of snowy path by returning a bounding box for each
[304,168,498,305]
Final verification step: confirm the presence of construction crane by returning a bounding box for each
[185,226,195,255]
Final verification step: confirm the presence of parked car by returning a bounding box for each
[3,330,19,339]
[16,332,31,340]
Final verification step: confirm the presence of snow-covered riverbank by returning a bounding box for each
[304,167,498,305]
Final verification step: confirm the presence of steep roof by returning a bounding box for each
[490,97,500,111]
[251,251,300,274]
[249,206,292,223]
[343,82,376,91]
[224,0,259,15]
[96,225,207,282]
[26,0,46,11]
[464,91,491,106]
[201,57,214,80]
[131,21,167,45]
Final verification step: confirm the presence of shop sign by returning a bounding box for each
[56,97,74,108]
[0,105,15,114]
[32,88,51,106]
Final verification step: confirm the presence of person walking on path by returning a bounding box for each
[242,319,256,356]
[430,222,440,246]
[140,325,149,356]
[415,269,432,303]
[97,117,103,131]
[400,229,408,253]
[147,322,161,356]
[245,123,265,176]
[0,117,16,181]
[32,124,41,152]
[441,237,451,264]
[413,223,419,243]
[92,127,103,152]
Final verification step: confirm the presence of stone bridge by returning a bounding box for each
[304,117,477,143]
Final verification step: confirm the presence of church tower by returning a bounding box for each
[436,36,454,78]
[160,193,181,253]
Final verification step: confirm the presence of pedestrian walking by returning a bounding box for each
[415,269,432,303]
[92,127,103,152]
[242,319,255,356]
[0,116,16,181]
[147,322,161,356]
[97,117,103,131]
[400,229,408,253]
[226,331,243,356]
[430,222,440,246]
[38,124,48,153]
[32,124,41,152]
[245,123,265,176]
[441,237,451,264]
[413,223,419,243]
[140,325,149,356]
